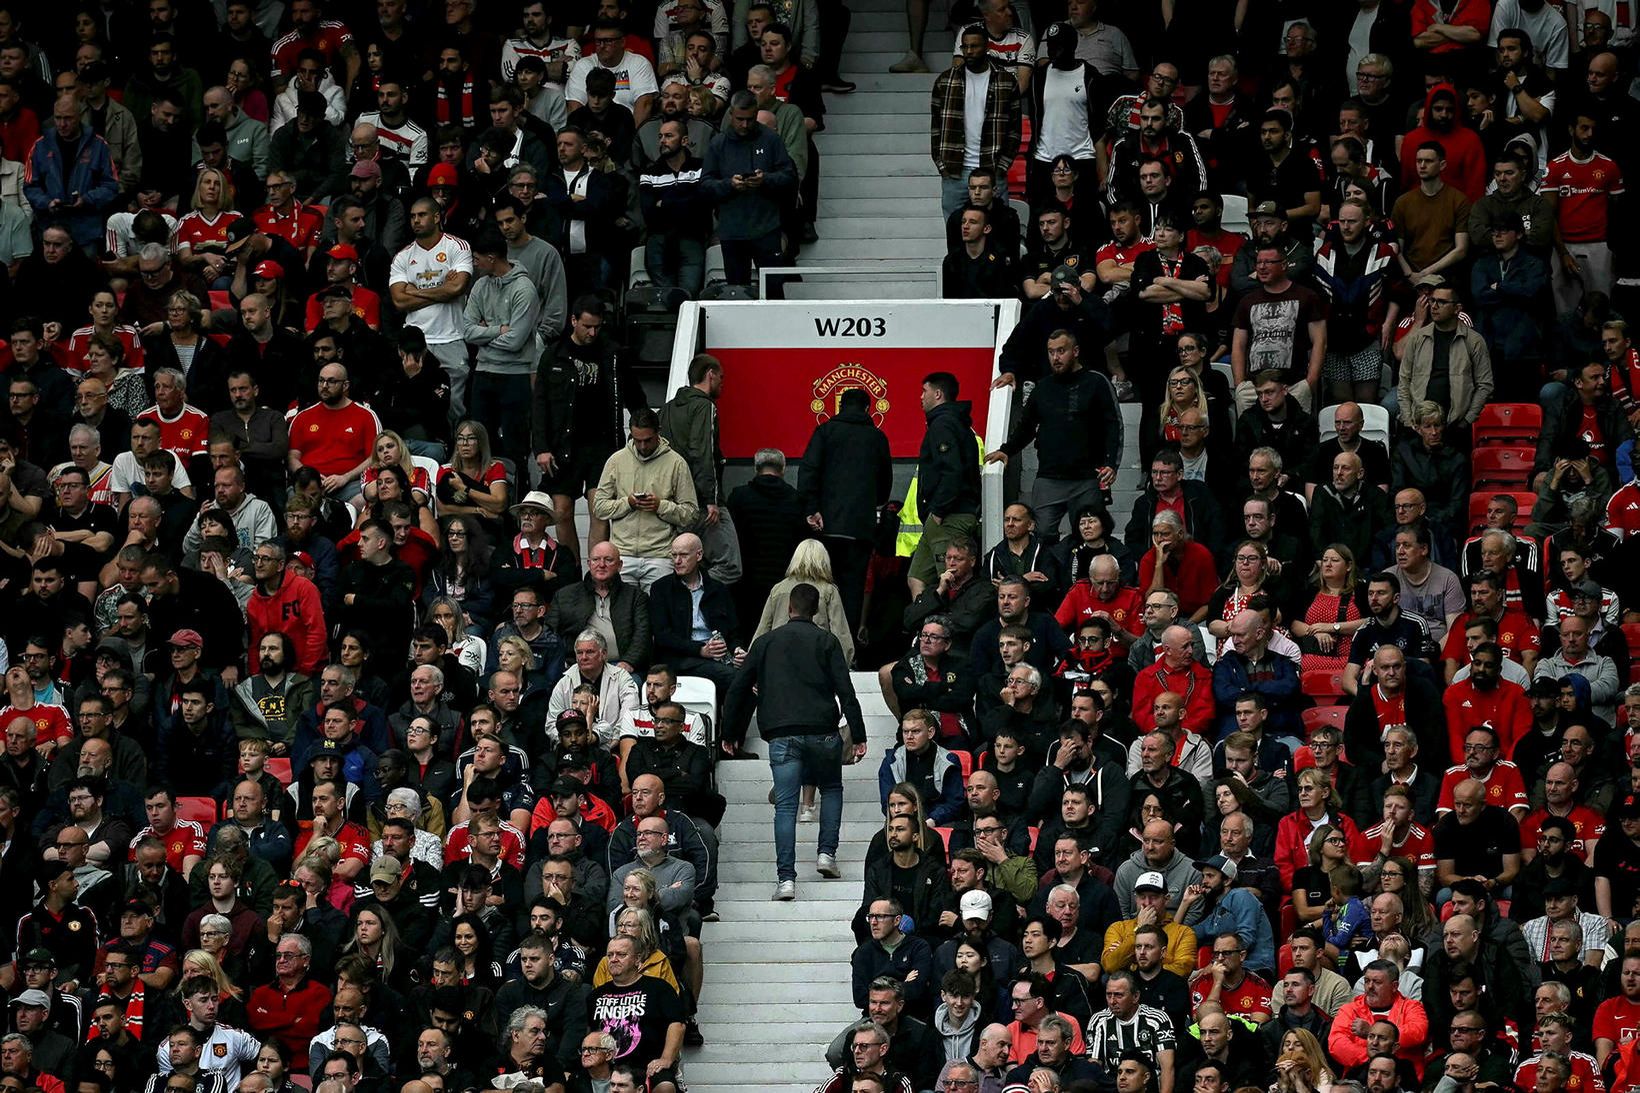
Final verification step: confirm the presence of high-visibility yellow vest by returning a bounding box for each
[896,432,985,557]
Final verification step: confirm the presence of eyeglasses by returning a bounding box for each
[919,632,949,641]
[580,1047,609,1055]
[865,913,896,921]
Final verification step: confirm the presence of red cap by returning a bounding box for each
[253,260,285,280]
[427,163,459,188]
[326,243,359,261]
[291,551,315,569]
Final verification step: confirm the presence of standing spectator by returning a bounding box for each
[1230,242,1327,413]
[1246,108,1323,238]
[931,27,1016,218]
[23,93,119,251]
[984,329,1121,543]
[798,389,892,634]
[1393,141,1472,288]
[1397,84,1487,199]
[637,117,710,296]
[388,198,473,424]
[907,372,981,599]
[1312,199,1400,406]
[533,298,648,559]
[591,410,700,590]
[700,91,796,291]
[1396,283,1493,432]
[1545,110,1624,314]
[1470,214,1550,399]
[461,231,536,475]
[723,581,865,900]
[1028,24,1101,210]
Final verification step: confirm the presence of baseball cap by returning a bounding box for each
[1615,793,1640,821]
[327,243,359,261]
[291,551,315,570]
[1573,579,1602,599]
[19,949,54,967]
[310,739,343,762]
[556,709,588,729]
[547,777,584,798]
[253,260,285,281]
[1250,200,1286,221]
[427,163,459,188]
[1195,854,1239,881]
[122,899,155,917]
[959,890,994,920]
[350,159,382,180]
[368,857,403,885]
[1050,264,1078,288]
[10,990,50,1009]
[167,629,203,649]
[1134,871,1167,892]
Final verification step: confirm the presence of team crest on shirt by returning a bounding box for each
[436,252,448,262]
[1501,630,1515,642]
[214,1044,227,1058]
[811,364,889,427]
[1063,255,1079,267]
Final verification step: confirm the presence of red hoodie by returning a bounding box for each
[1398,82,1488,200]
[247,567,329,674]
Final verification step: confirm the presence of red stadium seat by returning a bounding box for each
[1278,943,1294,976]
[176,796,216,826]
[266,757,292,786]
[207,290,232,311]
[1300,669,1345,703]
[934,826,953,853]
[1301,706,1348,734]
[1468,492,1536,534]
[1470,447,1535,490]
[1472,403,1542,447]
[1007,118,1032,196]
[950,749,974,785]
[1027,826,1040,853]
[1624,623,1640,682]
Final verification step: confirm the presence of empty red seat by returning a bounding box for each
[176,796,217,826]
[1470,446,1535,490]
[1301,706,1348,733]
[1473,403,1542,446]
[1300,669,1345,703]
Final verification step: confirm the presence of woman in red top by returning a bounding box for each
[1290,544,1371,676]
[1275,769,1363,894]
[435,419,511,541]
[1137,510,1217,620]
[174,168,243,289]
[358,430,432,510]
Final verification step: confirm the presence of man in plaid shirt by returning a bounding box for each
[930,26,1022,218]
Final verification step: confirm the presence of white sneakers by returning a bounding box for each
[817,853,841,878]
[772,880,797,901]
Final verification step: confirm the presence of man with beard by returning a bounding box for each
[1106,99,1206,211]
[1545,111,1624,314]
[1246,109,1322,238]
[1399,84,1487,199]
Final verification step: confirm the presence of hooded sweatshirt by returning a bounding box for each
[591,436,701,558]
[462,262,539,374]
[934,1002,982,1062]
[1398,83,1488,200]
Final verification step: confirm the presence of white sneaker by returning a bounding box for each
[798,804,819,823]
[817,853,841,878]
[772,880,797,900]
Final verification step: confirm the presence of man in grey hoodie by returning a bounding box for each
[700,90,796,291]
[463,230,539,473]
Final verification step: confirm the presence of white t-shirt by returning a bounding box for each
[1035,64,1096,162]
[1574,0,1636,48]
[389,234,474,345]
[953,26,1036,69]
[565,51,659,111]
[962,66,991,170]
[1489,0,1571,68]
[354,110,429,166]
[110,449,192,495]
[561,166,592,254]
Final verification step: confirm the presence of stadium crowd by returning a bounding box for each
[2,2,1640,1093]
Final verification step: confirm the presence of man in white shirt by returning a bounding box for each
[388,198,473,422]
[566,19,659,125]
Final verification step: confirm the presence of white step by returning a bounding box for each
[697,1002,859,1024]
[800,238,947,261]
[689,1021,850,1043]
[705,938,857,960]
[686,1061,837,1085]
[822,112,928,134]
[698,978,856,1004]
[816,132,939,156]
[814,216,945,240]
[822,174,942,199]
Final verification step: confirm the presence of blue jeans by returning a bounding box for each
[646,235,705,296]
[769,732,844,882]
[940,176,970,219]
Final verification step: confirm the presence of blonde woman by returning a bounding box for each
[1271,1028,1335,1093]
[360,430,431,509]
[754,539,854,663]
[174,167,242,286]
[592,906,682,991]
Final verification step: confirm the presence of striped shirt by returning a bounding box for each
[1085,1004,1176,1069]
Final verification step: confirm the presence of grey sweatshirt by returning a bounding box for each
[462,262,538,374]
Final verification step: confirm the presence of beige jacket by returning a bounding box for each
[1396,322,1494,426]
[753,577,854,663]
[591,437,700,559]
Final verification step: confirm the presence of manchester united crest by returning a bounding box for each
[811,364,889,426]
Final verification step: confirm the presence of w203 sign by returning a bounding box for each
[703,302,1001,458]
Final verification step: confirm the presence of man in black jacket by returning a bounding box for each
[723,582,864,901]
[985,328,1121,543]
[799,387,892,632]
[728,447,809,628]
[338,520,416,675]
[647,532,739,694]
[909,372,981,599]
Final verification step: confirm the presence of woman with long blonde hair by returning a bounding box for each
[753,538,854,662]
[1271,1028,1335,1093]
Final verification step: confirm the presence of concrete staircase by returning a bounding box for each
[683,674,899,1093]
[798,0,954,298]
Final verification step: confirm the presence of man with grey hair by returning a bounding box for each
[546,628,641,745]
[817,1021,914,1093]
[971,1022,1013,1093]
[51,424,112,505]
[700,89,797,288]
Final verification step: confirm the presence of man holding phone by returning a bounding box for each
[700,90,796,291]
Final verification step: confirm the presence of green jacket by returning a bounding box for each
[658,385,723,506]
[991,853,1037,903]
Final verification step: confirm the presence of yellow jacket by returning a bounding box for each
[1101,917,1198,979]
